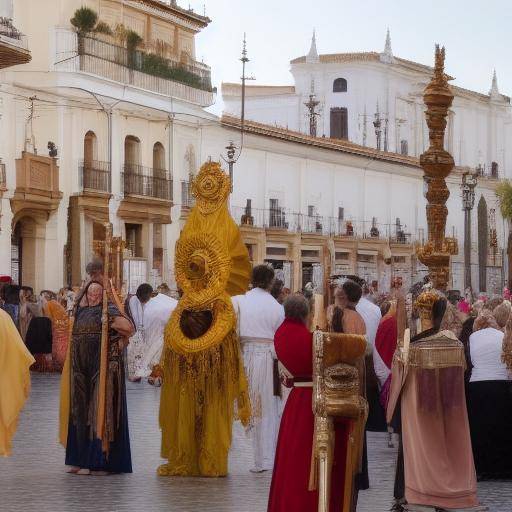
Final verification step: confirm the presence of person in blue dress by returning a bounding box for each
[61,280,134,475]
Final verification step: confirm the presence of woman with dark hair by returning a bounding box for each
[466,310,512,480]
[269,294,353,511]
[460,316,476,382]
[392,294,448,510]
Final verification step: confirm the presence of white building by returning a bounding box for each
[0,2,506,297]
[223,31,512,177]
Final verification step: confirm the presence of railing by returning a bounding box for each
[0,17,28,50]
[122,164,172,200]
[80,160,111,193]
[476,163,499,180]
[181,180,195,209]
[54,30,214,106]
[232,206,416,242]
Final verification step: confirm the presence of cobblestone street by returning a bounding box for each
[1,374,510,512]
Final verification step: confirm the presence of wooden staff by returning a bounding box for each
[96,222,112,452]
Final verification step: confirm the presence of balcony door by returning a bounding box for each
[330,107,348,140]
[124,136,141,194]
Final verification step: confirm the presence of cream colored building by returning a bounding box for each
[0,0,506,296]
[1,0,214,293]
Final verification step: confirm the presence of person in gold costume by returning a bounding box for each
[157,161,252,477]
[0,308,35,456]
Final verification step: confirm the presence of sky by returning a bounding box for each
[186,0,512,115]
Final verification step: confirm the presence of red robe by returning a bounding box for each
[268,318,349,512]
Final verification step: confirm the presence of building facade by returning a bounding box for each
[223,31,512,177]
[0,2,506,297]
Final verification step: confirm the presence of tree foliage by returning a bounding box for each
[70,7,98,34]
[496,180,512,220]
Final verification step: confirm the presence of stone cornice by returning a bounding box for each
[123,0,210,32]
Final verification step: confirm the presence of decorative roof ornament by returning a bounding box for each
[380,28,394,64]
[306,29,320,64]
[489,69,501,100]
[415,45,458,291]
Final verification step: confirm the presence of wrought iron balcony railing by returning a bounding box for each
[232,205,417,243]
[54,30,214,106]
[181,180,195,209]
[80,160,111,193]
[122,164,172,201]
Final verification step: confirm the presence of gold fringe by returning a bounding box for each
[407,340,466,369]
[158,327,251,476]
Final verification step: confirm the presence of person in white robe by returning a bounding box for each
[233,265,285,473]
[126,284,154,381]
[138,292,177,378]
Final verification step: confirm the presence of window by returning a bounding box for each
[333,78,347,93]
[269,198,287,229]
[491,161,499,178]
[335,252,349,261]
[267,247,287,257]
[153,142,165,171]
[338,207,344,221]
[125,223,143,257]
[400,139,409,156]
[84,131,97,166]
[301,249,320,259]
[308,205,315,217]
[330,107,348,140]
[124,135,141,170]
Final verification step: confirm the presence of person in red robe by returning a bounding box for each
[268,294,350,512]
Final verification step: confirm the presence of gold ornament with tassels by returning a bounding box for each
[158,161,251,477]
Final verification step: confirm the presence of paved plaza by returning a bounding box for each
[0,374,510,512]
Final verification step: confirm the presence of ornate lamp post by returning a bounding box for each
[461,171,478,290]
[416,46,458,290]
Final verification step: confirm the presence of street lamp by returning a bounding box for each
[461,171,478,291]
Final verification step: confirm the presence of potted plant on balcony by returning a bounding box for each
[126,30,143,70]
[71,7,112,56]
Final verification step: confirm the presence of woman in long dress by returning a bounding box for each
[467,310,512,480]
[20,288,53,372]
[0,309,35,456]
[268,294,351,512]
[60,281,134,475]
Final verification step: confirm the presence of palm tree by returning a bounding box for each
[495,180,512,288]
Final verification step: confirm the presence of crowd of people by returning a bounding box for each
[2,259,512,510]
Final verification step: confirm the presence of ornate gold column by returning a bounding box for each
[416,46,458,290]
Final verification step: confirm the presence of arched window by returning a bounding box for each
[84,131,97,166]
[124,135,141,171]
[333,78,347,93]
[153,142,165,170]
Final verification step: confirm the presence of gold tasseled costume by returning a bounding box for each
[158,161,252,477]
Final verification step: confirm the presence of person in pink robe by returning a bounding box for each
[387,294,481,511]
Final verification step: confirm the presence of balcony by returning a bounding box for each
[122,164,172,201]
[11,152,62,219]
[80,160,111,193]
[181,180,195,215]
[55,30,214,106]
[232,206,416,243]
[0,17,30,69]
